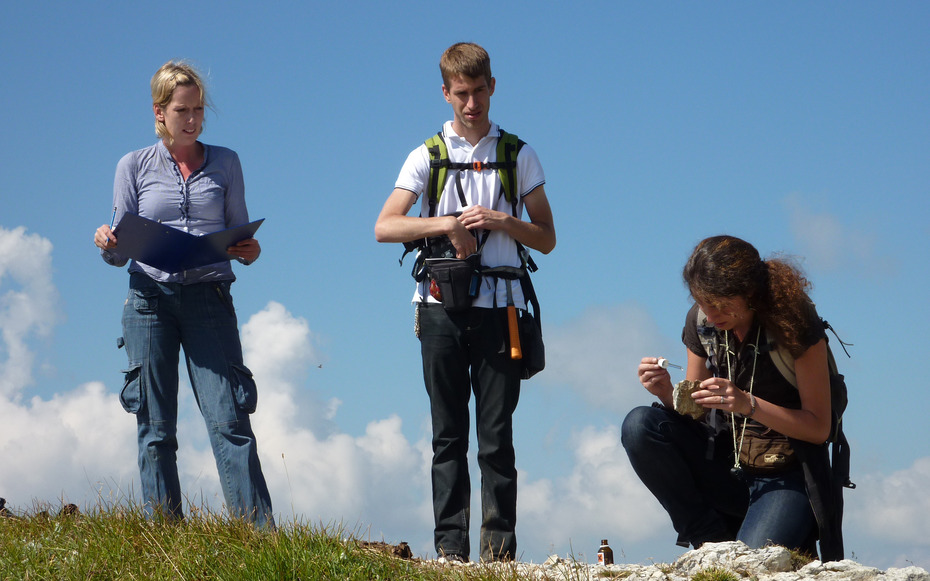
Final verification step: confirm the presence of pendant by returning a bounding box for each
[730,465,745,482]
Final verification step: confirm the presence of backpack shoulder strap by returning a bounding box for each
[694,307,717,359]
[425,132,449,217]
[494,129,538,274]
[425,128,526,212]
[496,129,524,204]
[765,322,841,389]
[767,326,799,387]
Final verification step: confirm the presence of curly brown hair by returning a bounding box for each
[683,235,813,357]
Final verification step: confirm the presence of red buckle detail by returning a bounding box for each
[429,279,442,301]
[472,161,485,171]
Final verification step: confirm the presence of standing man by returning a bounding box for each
[375,43,556,562]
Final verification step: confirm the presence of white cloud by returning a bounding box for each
[240,302,435,540]
[837,457,930,568]
[846,457,930,545]
[0,226,61,399]
[240,300,338,433]
[241,301,322,385]
[0,382,137,507]
[518,425,668,552]
[784,194,891,276]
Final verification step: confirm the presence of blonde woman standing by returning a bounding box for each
[94,61,273,528]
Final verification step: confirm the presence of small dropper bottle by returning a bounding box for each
[597,539,613,565]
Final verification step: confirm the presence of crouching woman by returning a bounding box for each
[621,235,844,560]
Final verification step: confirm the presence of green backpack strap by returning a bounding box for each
[420,128,536,268]
[424,129,525,214]
[494,130,536,273]
[425,132,449,217]
[496,129,523,204]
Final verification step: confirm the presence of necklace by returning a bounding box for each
[725,326,762,474]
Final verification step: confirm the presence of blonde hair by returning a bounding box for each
[151,61,209,143]
[439,43,492,87]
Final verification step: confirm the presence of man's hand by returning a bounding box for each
[459,205,508,232]
[446,215,477,258]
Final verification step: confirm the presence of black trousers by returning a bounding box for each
[418,304,522,561]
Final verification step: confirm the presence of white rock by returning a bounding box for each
[446,544,929,581]
[675,541,793,575]
[882,567,930,581]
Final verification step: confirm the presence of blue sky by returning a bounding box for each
[2,0,928,569]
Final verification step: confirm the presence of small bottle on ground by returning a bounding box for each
[597,539,613,565]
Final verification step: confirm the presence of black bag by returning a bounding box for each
[424,254,481,312]
[519,309,545,379]
[517,269,545,379]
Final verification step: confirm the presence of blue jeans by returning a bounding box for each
[621,405,814,550]
[739,470,815,550]
[418,304,522,562]
[622,405,747,548]
[119,272,274,528]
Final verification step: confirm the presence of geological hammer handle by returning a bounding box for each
[508,305,522,360]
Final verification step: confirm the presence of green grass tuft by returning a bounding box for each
[0,503,568,580]
[690,566,741,581]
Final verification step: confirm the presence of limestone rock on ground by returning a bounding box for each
[427,541,929,581]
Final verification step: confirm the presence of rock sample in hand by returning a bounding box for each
[673,379,707,420]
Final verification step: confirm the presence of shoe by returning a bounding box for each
[437,554,468,565]
[480,550,514,563]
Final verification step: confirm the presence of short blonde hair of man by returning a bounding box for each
[439,43,492,88]
[151,61,210,143]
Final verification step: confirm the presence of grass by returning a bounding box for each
[0,503,570,580]
[594,571,632,579]
[690,567,741,581]
[0,501,822,580]
[788,548,816,569]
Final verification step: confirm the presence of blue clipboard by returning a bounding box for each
[112,213,264,273]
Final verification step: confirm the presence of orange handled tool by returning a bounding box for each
[505,280,522,360]
[508,305,522,360]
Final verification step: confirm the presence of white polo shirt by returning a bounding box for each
[395,121,546,309]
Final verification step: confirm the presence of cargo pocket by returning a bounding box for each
[131,287,159,313]
[119,363,144,414]
[231,364,258,414]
